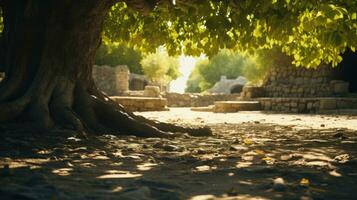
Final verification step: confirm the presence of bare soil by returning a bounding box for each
[1,108,357,200]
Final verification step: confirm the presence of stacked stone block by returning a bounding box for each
[241,86,266,99]
[263,65,349,97]
[259,98,357,113]
[214,101,261,113]
[93,65,129,96]
[143,86,161,97]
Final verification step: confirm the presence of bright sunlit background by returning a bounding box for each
[169,55,200,93]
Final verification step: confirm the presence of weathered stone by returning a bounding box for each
[337,100,352,109]
[298,103,306,112]
[111,96,168,112]
[273,177,286,191]
[306,102,313,110]
[93,65,129,95]
[264,101,272,110]
[190,106,214,112]
[143,86,161,97]
[313,101,320,109]
[320,99,337,110]
[214,101,261,113]
[262,64,350,98]
[164,93,240,107]
[241,86,266,99]
[291,108,298,113]
[331,80,349,94]
[258,97,357,114]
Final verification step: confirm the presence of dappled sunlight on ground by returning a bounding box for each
[1,110,357,199]
[138,108,357,130]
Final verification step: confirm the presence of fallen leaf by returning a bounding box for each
[243,138,253,145]
[300,178,310,187]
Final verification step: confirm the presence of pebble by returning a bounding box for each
[230,145,248,151]
[280,154,293,161]
[153,142,164,148]
[333,132,347,139]
[162,145,182,152]
[273,177,286,191]
[196,148,206,154]
[334,154,350,163]
[333,132,344,138]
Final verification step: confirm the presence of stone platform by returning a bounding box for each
[190,105,214,112]
[188,97,357,115]
[111,96,168,112]
[214,101,261,113]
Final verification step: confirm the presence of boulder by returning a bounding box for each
[143,86,161,97]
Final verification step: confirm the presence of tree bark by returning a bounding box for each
[0,0,212,138]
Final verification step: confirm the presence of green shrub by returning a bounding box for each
[140,51,180,86]
[95,43,143,74]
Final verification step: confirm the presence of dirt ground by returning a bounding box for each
[1,108,357,200]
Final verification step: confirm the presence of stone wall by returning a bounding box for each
[164,93,241,107]
[259,97,357,114]
[93,65,129,96]
[262,65,349,97]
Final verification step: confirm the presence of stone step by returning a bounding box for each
[214,101,261,113]
[190,105,214,112]
[111,96,168,112]
[318,109,357,115]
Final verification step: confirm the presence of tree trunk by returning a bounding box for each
[0,0,211,137]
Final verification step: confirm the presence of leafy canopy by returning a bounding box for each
[104,0,357,68]
[243,48,289,84]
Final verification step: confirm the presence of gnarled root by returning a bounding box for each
[0,80,212,138]
[89,93,212,137]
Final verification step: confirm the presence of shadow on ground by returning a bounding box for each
[0,121,356,200]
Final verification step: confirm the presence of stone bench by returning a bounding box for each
[190,105,214,112]
[214,101,261,113]
[111,96,168,112]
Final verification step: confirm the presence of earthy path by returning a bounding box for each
[1,108,357,199]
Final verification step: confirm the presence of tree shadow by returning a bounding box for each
[0,122,356,199]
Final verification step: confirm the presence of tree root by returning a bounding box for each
[0,82,213,138]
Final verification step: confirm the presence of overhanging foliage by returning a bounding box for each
[104,0,357,68]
